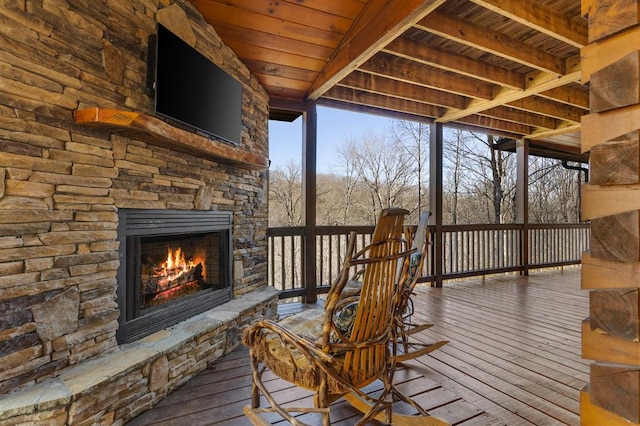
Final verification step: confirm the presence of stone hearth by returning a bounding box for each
[0,287,278,424]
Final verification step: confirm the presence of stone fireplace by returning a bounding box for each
[116,209,233,343]
[0,1,279,424]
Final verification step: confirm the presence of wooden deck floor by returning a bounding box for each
[128,267,588,426]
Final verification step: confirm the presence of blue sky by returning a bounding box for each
[268,106,395,173]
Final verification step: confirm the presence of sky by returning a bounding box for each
[268,106,395,173]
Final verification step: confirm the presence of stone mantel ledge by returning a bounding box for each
[0,286,279,422]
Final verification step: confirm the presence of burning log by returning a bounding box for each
[142,262,203,295]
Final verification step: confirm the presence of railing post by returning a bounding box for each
[302,102,318,303]
[430,123,444,287]
[516,139,529,275]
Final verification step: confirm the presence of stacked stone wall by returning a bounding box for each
[0,0,269,401]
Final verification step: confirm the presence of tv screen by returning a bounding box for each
[150,24,243,145]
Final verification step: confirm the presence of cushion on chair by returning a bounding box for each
[334,301,358,339]
[248,309,348,394]
[401,251,423,288]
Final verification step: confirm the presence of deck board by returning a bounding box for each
[128,267,588,425]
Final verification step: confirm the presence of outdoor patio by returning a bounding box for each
[128,267,587,425]
[1,1,639,424]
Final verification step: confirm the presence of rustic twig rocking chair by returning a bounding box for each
[242,208,447,425]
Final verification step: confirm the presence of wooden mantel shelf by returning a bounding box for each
[73,108,268,170]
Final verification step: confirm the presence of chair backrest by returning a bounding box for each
[400,211,430,290]
[326,208,410,386]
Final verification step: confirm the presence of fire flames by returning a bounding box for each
[154,247,207,290]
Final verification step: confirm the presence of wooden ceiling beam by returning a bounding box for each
[443,123,523,140]
[306,0,447,100]
[537,86,590,110]
[361,53,495,100]
[323,86,445,118]
[469,0,588,48]
[507,96,585,123]
[436,62,581,123]
[526,122,581,140]
[417,11,565,75]
[383,36,525,90]
[456,115,531,136]
[338,71,468,110]
[480,106,560,129]
[317,98,435,123]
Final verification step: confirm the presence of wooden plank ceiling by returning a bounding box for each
[190,0,588,159]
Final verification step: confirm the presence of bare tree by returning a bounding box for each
[269,160,302,226]
[330,142,361,224]
[337,132,416,223]
[316,173,354,225]
[528,158,583,223]
[443,129,469,224]
[452,132,515,224]
[388,120,430,217]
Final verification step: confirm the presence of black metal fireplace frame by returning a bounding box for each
[116,209,233,343]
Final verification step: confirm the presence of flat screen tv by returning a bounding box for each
[148,24,243,145]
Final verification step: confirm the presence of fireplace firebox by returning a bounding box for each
[117,209,233,343]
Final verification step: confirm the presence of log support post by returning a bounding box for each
[516,139,529,275]
[581,1,640,424]
[302,102,318,303]
[430,123,444,287]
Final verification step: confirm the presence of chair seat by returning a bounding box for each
[249,309,347,394]
[341,279,362,298]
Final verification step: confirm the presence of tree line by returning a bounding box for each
[269,121,585,227]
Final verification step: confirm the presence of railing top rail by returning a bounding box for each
[269,223,589,235]
[315,225,375,235]
[441,223,523,231]
[528,223,590,229]
[267,226,306,236]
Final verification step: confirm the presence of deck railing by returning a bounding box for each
[267,222,590,299]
